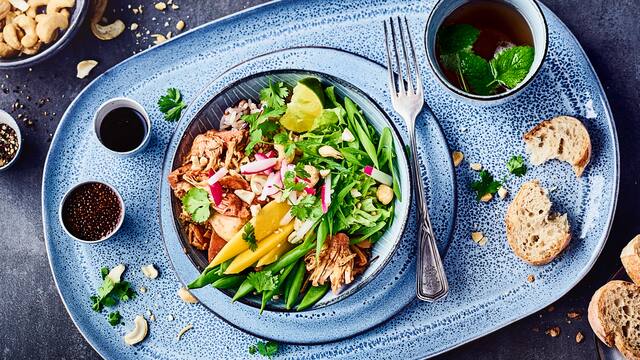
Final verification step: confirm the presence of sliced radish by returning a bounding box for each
[240,157,278,174]
[207,167,228,185]
[294,219,316,241]
[265,150,277,158]
[254,153,267,160]
[288,190,299,205]
[209,182,223,206]
[280,210,294,226]
[321,174,332,213]
[363,165,393,186]
[258,172,282,201]
[304,187,316,195]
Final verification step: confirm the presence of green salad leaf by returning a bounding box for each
[182,188,211,223]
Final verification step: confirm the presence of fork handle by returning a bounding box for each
[407,115,449,302]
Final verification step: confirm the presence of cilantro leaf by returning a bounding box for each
[242,222,257,251]
[100,267,109,280]
[112,281,136,302]
[158,88,187,122]
[459,52,497,96]
[182,188,211,223]
[507,155,527,177]
[249,341,279,359]
[290,195,320,221]
[246,271,278,293]
[107,311,122,326]
[244,108,284,153]
[490,46,535,89]
[259,80,289,109]
[470,170,502,200]
[437,24,480,55]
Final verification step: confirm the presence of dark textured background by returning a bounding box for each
[0,0,637,359]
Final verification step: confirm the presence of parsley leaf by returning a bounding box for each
[242,222,257,252]
[249,340,279,359]
[290,195,320,221]
[490,46,535,89]
[507,155,527,177]
[259,80,289,109]
[158,88,187,122]
[246,271,278,293]
[470,170,502,200]
[437,24,480,55]
[107,311,122,326]
[460,52,497,96]
[182,188,211,223]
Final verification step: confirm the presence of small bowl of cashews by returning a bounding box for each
[0,0,89,69]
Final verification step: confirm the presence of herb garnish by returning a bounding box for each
[158,88,187,122]
[242,222,257,251]
[437,24,534,95]
[243,109,284,153]
[470,170,502,200]
[107,311,122,326]
[507,155,527,177]
[182,187,211,223]
[246,271,279,293]
[249,340,279,359]
[290,195,321,221]
[259,80,289,109]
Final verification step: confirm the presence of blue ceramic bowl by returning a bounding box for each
[425,0,548,104]
[165,70,412,311]
[0,0,89,69]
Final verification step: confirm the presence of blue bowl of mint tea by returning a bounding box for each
[425,0,548,104]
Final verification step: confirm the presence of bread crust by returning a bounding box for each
[621,235,640,285]
[523,116,591,177]
[505,180,571,265]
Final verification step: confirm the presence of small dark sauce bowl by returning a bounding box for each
[93,98,151,156]
[58,181,125,244]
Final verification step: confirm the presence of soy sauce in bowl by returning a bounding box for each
[99,107,147,152]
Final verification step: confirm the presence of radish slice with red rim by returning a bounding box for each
[363,165,393,186]
[240,157,278,174]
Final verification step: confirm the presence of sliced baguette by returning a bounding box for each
[505,180,571,265]
[524,115,591,177]
[588,280,640,360]
[622,235,640,285]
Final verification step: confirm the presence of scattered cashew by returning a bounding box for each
[123,315,148,346]
[107,264,125,283]
[89,0,123,40]
[318,145,343,159]
[141,264,159,279]
[76,59,97,78]
[2,21,22,50]
[46,0,74,14]
[234,189,255,204]
[14,14,37,48]
[35,12,68,43]
[304,165,319,187]
[177,287,198,304]
[0,0,11,20]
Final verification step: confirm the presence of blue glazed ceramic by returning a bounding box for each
[161,69,414,313]
[42,0,618,358]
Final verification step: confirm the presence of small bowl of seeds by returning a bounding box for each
[59,181,125,244]
[0,109,22,171]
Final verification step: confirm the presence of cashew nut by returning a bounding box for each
[123,315,148,346]
[13,14,36,48]
[234,189,255,204]
[140,264,159,279]
[177,287,198,304]
[2,21,22,50]
[89,0,123,40]
[107,264,125,283]
[26,0,47,17]
[0,0,11,20]
[303,165,319,187]
[20,40,39,54]
[376,184,394,205]
[8,0,28,12]
[0,33,18,57]
[76,59,97,78]
[250,174,268,195]
[35,12,68,43]
[45,0,74,14]
[318,145,343,159]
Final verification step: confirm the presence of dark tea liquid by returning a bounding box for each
[437,0,534,93]
[99,107,147,152]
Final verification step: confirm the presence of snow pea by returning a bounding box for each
[285,260,307,309]
[211,275,245,289]
[260,262,297,314]
[296,283,330,311]
[187,265,221,289]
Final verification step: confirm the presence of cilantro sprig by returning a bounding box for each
[182,187,211,223]
[158,88,187,122]
[259,80,289,109]
[249,340,279,359]
[470,170,502,200]
[437,24,534,95]
[242,222,257,251]
[107,311,122,326]
[507,155,527,177]
[89,267,136,326]
[246,271,279,293]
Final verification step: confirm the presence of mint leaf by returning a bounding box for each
[507,155,527,177]
[182,188,211,223]
[459,52,496,96]
[437,24,480,55]
[470,170,502,200]
[490,46,535,89]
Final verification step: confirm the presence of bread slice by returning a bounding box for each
[524,116,591,177]
[505,180,571,265]
[622,236,640,285]
[588,280,640,360]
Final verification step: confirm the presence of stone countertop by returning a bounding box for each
[0,0,637,358]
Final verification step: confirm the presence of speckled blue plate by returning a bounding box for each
[42,0,618,358]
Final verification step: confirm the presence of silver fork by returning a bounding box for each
[383,16,448,302]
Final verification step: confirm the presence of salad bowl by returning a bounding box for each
[162,70,412,312]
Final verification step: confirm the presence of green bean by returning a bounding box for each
[260,262,296,314]
[211,275,245,289]
[285,260,307,309]
[296,283,330,311]
[231,278,255,302]
[377,127,392,170]
[315,218,329,260]
[187,265,221,289]
[264,237,316,274]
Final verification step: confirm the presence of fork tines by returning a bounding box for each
[383,16,423,98]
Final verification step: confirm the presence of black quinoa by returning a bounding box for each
[0,123,18,167]
[61,182,122,241]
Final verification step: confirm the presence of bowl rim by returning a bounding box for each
[58,180,125,244]
[0,0,89,69]
[0,109,22,171]
[424,0,549,102]
[164,69,412,312]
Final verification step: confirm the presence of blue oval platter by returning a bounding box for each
[42,0,619,359]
